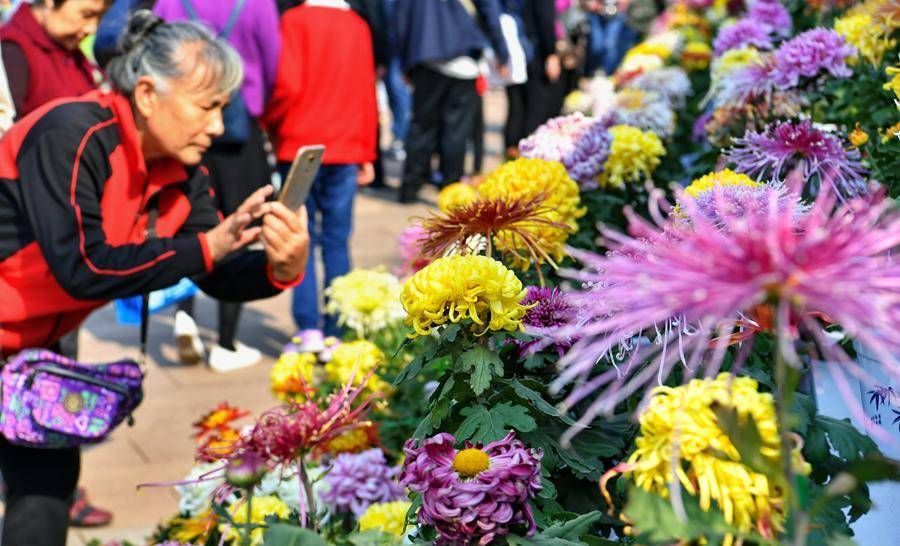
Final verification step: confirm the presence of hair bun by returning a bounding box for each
[119,10,164,54]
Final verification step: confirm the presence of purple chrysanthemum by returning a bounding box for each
[320,448,405,517]
[713,19,775,56]
[553,189,900,443]
[715,54,781,107]
[677,182,805,230]
[519,112,613,189]
[772,28,855,87]
[399,432,543,546]
[724,120,868,199]
[515,286,579,356]
[747,0,792,37]
[691,112,712,143]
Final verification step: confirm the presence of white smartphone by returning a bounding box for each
[278,145,325,211]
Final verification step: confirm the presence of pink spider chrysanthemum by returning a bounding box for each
[552,186,900,443]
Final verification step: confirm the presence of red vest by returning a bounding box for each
[0,6,97,118]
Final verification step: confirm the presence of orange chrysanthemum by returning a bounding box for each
[192,402,249,440]
[418,193,569,275]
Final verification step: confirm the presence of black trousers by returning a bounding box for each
[523,58,565,136]
[400,66,478,199]
[505,83,528,152]
[0,438,80,545]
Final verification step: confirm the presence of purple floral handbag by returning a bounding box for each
[0,349,144,448]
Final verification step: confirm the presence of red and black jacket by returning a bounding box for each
[0,91,297,354]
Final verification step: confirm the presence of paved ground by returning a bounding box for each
[64,90,508,545]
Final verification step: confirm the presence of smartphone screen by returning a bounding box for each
[278,145,325,211]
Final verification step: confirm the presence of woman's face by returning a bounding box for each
[37,0,108,51]
[134,56,230,166]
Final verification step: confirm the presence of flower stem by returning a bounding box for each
[775,338,805,546]
[300,458,318,532]
[242,491,253,546]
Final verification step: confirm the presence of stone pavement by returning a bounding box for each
[66,91,507,545]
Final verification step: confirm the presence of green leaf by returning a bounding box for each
[622,486,778,545]
[456,402,536,443]
[844,454,900,484]
[459,346,503,395]
[815,415,877,463]
[508,379,576,426]
[263,524,329,546]
[394,354,425,386]
[713,404,781,479]
[538,511,603,539]
[344,530,405,546]
[826,535,860,546]
[443,323,461,342]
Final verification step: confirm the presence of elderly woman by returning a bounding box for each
[1,0,109,119]
[0,12,309,545]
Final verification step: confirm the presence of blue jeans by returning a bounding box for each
[278,163,358,336]
[586,14,637,76]
[385,55,411,143]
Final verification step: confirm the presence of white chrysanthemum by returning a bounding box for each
[614,89,676,138]
[627,67,692,108]
[324,267,405,337]
[176,462,230,516]
[589,75,617,118]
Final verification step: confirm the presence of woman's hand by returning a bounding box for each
[204,185,273,263]
[545,54,561,82]
[357,162,375,186]
[259,202,310,283]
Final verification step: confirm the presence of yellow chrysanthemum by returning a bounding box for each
[619,53,665,75]
[326,427,372,455]
[886,60,900,108]
[598,125,666,189]
[835,14,895,66]
[325,340,392,396]
[849,123,870,147]
[271,351,317,401]
[478,158,585,269]
[684,169,761,199]
[711,47,760,83]
[681,41,713,71]
[625,41,672,63]
[437,182,479,213]
[220,496,290,546]
[358,500,413,536]
[169,509,216,544]
[400,254,528,338]
[324,267,405,337]
[627,374,810,538]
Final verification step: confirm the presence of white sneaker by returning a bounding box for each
[208,342,262,373]
[174,310,205,365]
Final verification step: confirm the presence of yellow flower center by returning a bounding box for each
[453,448,490,477]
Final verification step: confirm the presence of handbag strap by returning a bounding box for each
[139,202,161,369]
[181,0,247,40]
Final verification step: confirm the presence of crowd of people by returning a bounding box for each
[0,0,657,544]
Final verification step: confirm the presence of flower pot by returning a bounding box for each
[812,342,900,545]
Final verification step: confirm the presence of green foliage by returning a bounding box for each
[457,402,538,443]
[264,524,330,546]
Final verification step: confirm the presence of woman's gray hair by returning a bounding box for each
[106,10,243,97]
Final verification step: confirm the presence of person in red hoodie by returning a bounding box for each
[265,0,377,352]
